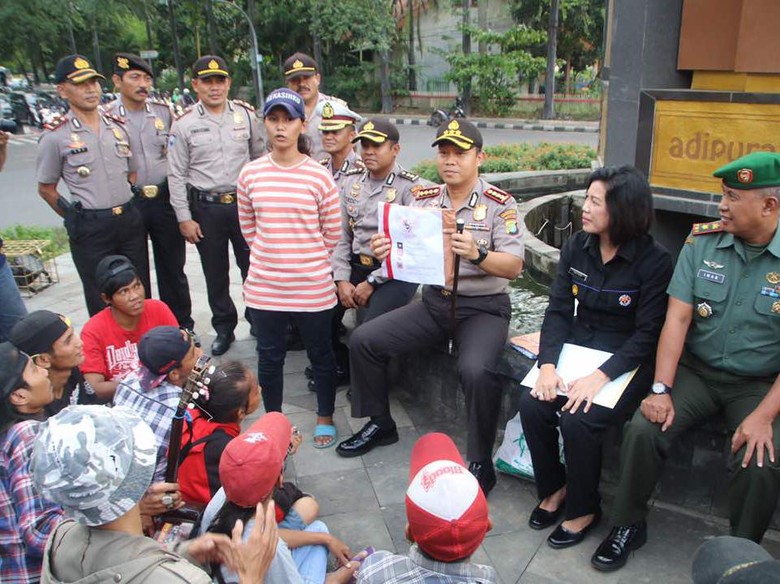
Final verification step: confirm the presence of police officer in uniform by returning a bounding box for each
[283,52,345,161]
[37,54,150,316]
[336,120,525,498]
[592,151,780,571]
[316,100,364,182]
[322,119,427,388]
[105,53,193,330]
[167,55,265,356]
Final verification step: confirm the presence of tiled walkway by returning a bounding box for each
[26,248,780,583]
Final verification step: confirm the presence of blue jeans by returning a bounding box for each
[0,258,27,343]
[248,308,336,417]
[290,520,329,584]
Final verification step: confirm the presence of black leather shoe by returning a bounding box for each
[308,365,350,391]
[547,509,602,549]
[468,461,497,496]
[336,421,398,458]
[591,520,647,571]
[211,332,235,356]
[529,500,564,530]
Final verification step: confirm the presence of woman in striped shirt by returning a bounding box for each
[237,88,341,448]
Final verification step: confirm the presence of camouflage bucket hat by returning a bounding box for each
[31,405,157,526]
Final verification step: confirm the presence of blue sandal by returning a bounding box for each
[313,424,337,449]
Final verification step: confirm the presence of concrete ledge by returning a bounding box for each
[384,116,599,133]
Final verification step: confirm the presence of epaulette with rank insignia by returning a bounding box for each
[103,113,126,125]
[399,170,420,181]
[319,157,330,166]
[343,166,365,177]
[233,99,255,112]
[483,187,511,205]
[175,105,194,120]
[691,221,724,236]
[354,158,366,170]
[412,185,441,200]
[43,116,67,132]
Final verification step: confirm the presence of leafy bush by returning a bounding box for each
[0,225,69,260]
[412,142,595,183]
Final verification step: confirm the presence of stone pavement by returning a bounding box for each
[25,248,780,584]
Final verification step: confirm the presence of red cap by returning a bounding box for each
[405,433,490,562]
[219,412,291,508]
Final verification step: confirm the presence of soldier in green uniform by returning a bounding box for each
[592,151,780,571]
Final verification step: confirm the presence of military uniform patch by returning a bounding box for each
[413,186,441,200]
[499,209,517,221]
[233,99,255,112]
[691,221,724,235]
[483,187,511,205]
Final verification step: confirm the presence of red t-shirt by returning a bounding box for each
[80,299,178,381]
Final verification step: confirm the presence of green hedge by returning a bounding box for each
[412,142,596,183]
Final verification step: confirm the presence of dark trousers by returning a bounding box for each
[349,286,510,461]
[248,307,336,417]
[519,366,649,519]
[610,351,780,542]
[331,264,418,366]
[136,189,193,329]
[66,203,150,316]
[192,202,249,335]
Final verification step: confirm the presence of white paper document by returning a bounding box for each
[520,343,638,409]
[379,201,446,286]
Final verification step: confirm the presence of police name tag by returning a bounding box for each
[696,269,725,284]
[568,267,588,281]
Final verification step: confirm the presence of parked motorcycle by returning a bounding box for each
[427,97,466,127]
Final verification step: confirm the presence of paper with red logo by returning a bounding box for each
[519,343,637,409]
[379,201,455,286]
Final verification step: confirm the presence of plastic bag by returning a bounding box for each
[494,412,564,480]
[494,412,535,479]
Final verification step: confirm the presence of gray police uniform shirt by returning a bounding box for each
[306,92,345,161]
[320,150,365,186]
[167,100,265,222]
[36,111,138,210]
[332,163,430,282]
[104,98,172,187]
[412,178,524,296]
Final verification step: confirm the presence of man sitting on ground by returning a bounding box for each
[31,404,278,584]
[113,325,203,483]
[356,432,496,583]
[201,412,363,584]
[81,255,177,401]
[0,342,63,584]
[10,309,99,411]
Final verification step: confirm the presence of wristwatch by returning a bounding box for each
[651,381,671,395]
[366,274,379,288]
[469,243,489,266]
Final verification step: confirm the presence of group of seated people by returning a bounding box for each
[0,326,498,582]
[3,148,780,584]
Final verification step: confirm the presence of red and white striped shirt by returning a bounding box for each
[238,154,341,312]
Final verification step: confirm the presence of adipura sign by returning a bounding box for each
[650,100,780,193]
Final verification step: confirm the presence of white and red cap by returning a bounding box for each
[405,433,490,562]
[219,412,291,508]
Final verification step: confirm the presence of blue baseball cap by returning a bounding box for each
[263,89,305,120]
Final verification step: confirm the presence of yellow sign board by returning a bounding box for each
[650,101,780,193]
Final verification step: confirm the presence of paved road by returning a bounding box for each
[0,124,598,229]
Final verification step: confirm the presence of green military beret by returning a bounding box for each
[713,151,780,190]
